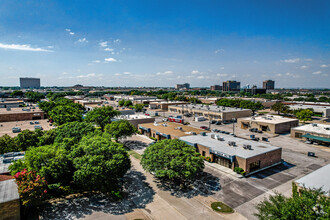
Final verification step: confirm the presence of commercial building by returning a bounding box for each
[138,121,207,140]
[20,77,40,89]
[0,99,24,108]
[294,164,330,196]
[244,86,267,95]
[222,80,240,92]
[148,101,188,111]
[0,179,20,220]
[175,83,190,90]
[237,115,299,134]
[287,104,330,118]
[291,123,330,146]
[180,133,282,175]
[84,103,136,115]
[263,80,275,90]
[210,85,222,91]
[114,115,155,128]
[168,104,252,122]
[0,107,44,122]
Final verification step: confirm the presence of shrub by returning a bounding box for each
[14,169,48,207]
[211,202,234,213]
[234,167,244,174]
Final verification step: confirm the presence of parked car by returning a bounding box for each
[34,125,43,130]
[257,130,263,133]
[162,118,168,122]
[215,121,222,125]
[210,120,216,124]
[12,127,21,133]
[35,121,40,124]
[145,113,150,116]
[200,126,209,130]
[29,121,34,125]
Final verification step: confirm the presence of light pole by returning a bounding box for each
[232,117,236,135]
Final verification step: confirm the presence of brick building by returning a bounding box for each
[291,123,330,146]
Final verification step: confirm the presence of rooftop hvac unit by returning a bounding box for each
[325,127,330,130]
[312,124,318,127]
[211,134,216,139]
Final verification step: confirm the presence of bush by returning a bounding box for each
[149,137,157,141]
[234,167,244,174]
[14,169,48,207]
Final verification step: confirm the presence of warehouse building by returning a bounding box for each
[291,123,330,146]
[114,115,155,128]
[168,104,252,122]
[138,122,207,141]
[0,99,24,108]
[180,133,282,175]
[287,104,330,118]
[0,107,44,122]
[237,115,299,134]
[148,101,188,111]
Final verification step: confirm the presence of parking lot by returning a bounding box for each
[0,119,54,137]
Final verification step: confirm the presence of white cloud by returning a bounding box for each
[276,73,283,77]
[0,43,53,52]
[76,38,88,43]
[281,58,300,63]
[216,73,228,77]
[220,67,225,70]
[65,29,71,32]
[123,72,131,75]
[320,64,328,68]
[304,58,312,61]
[92,60,101,63]
[164,71,173,74]
[214,49,225,54]
[197,76,205,79]
[191,70,200,74]
[114,73,121,76]
[99,41,108,47]
[285,72,300,78]
[156,71,173,75]
[104,48,114,51]
[312,71,322,75]
[77,73,103,78]
[299,65,308,69]
[47,45,54,49]
[69,32,75,35]
[62,72,68,75]
[114,39,121,44]
[104,58,117,62]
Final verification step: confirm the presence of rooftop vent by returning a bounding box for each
[243,144,252,150]
[312,123,318,127]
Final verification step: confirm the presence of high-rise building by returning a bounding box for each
[263,80,275,90]
[175,83,190,90]
[20,77,40,89]
[210,85,222,91]
[222,80,240,92]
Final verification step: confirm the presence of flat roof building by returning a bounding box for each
[222,80,240,92]
[175,83,190,90]
[291,123,330,146]
[168,104,252,122]
[0,179,20,220]
[20,77,40,89]
[148,101,188,111]
[138,121,207,141]
[287,104,330,118]
[263,80,275,90]
[0,99,24,108]
[210,85,222,91]
[294,164,330,196]
[0,107,44,122]
[114,114,155,128]
[237,115,299,134]
[180,133,282,175]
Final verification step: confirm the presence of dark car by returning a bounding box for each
[210,120,216,124]
[215,121,222,125]
[200,126,209,130]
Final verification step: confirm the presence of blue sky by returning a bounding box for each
[0,0,329,88]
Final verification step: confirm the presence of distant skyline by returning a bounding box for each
[0,0,329,88]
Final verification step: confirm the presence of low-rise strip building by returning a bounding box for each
[0,107,44,122]
[291,123,330,146]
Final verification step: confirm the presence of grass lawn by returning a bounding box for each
[128,150,142,160]
[211,202,234,213]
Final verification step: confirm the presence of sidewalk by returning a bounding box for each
[205,162,243,179]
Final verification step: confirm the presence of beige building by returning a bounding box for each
[0,179,20,220]
[168,104,252,122]
[115,115,155,128]
[0,107,44,122]
[138,122,207,141]
[148,101,188,111]
[291,123,330,146]
[180,133,282,175]
[237,115,299,134]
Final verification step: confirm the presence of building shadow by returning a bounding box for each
[39,170,155,219]
[248,161,296,179]
[123,140,148,151]
[154,171,221,199]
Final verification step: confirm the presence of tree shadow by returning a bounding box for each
[39,170,155,219]
[123,140,148,151]
[154,171,221,199]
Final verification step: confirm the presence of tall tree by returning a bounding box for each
[296,109,314,122]
[11,90,24,97]
[104,120,137,141]
[54,121,95,144]
[49,104,83,125]
[25,91,45,102]
[141,139,204,184]
[85,106,121,131]
[271,103,289,115]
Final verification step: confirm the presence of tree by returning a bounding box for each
[124,100,133,107]
[11,90,23,97]
[134,104,145,112]
[25,91,45,102]
[85,106,121,131]
[104,120,137,141]
[255,187,330,220]
[0,134,17,154]
[296,109,313,122]
[271,103,289,115]
[71,136,131,193]
[10,145,72,185]
[54,121,95,144]
[118,99,125,106]
[14,169,48,207]
[15,130,43,151]
[141,139,204,184]
[49,104,83,125]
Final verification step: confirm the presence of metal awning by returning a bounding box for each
[302,134,330,143]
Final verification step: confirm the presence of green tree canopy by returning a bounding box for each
[25,91,45,102]
[104,120,137,141]
[15,130,43,151]
[255,186,330,220]
[71,135,131,193]
[118,99,125,106]
[54,121,95,144]
[141,139,204,183]
[49,104,83,125]
[85,106,121,131]
[271,103,289,115]
[11,90,24,97]
[134,103,145,112]
[295,109,314,122]
[0,134,17,154]
[124,100,133,107]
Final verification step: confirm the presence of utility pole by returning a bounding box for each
[232,117,236,134]
[182,104,184,124]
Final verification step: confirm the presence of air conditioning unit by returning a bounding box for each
[211,134,216,139]
[312,124,317,127]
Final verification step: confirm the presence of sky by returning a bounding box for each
[0,0,329,88]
